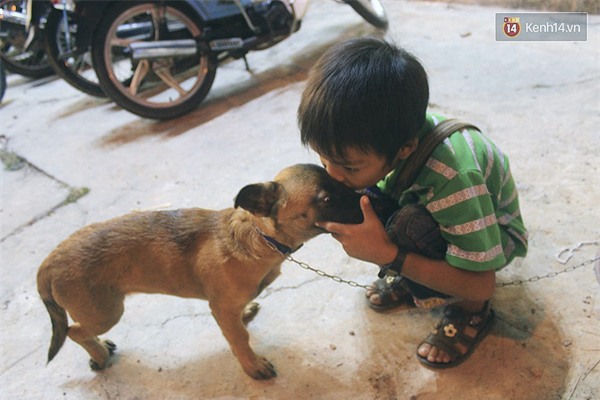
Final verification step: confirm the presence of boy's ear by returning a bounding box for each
[234,182,283,217]
[397,137,419,160]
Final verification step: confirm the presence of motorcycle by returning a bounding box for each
[77,0,388,120]
[0,0,53,78]
[0,0,104,96]
[0,57,6,101]
[39,0,104,96]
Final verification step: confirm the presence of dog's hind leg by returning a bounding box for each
[65,289,125,370]
[68,324,118,370]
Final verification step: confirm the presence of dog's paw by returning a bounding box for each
[89,340,117,371]
[242,302,260,324]
[245,357,277,380]
[89,359,107,371]
[103,340,117,356]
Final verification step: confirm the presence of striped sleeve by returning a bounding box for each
[427,169,507,271]
[393,123,528,271]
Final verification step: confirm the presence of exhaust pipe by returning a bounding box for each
[0,9,27,26]
[128,38,250,61]
[129,39,198,61]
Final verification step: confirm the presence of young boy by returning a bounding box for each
[297,37,527,368]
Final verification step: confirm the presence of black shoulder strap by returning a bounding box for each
[393,119,480,198]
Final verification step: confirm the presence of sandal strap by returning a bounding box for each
[367,276,417,311]
[373,276,411,303]
[422,301,494,359]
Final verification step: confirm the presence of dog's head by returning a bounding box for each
[234,164,363,242]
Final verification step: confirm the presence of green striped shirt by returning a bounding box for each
[378,114,528,271]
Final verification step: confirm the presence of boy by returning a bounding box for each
[297,37,527,368]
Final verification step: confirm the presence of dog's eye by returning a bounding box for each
[316,191,335,205]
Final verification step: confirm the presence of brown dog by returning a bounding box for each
[37,164,363,380]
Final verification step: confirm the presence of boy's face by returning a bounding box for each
[316,147,397,190]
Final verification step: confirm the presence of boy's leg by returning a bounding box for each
[367,204,495,368]
[367,203,451,308]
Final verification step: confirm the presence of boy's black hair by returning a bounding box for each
[298,37,429,164]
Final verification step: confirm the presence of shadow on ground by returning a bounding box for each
[352,282,569,399]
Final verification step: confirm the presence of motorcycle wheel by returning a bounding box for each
[346,0,388,31]
[0,59,6,101]
[92,2,217,119]
[43,8,104,97]
[0,0,54,78]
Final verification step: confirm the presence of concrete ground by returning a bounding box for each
[1,1,598,399]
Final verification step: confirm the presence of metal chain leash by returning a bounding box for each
[494,255,599,288]
[285,254,600,291]
[285,255,373,290]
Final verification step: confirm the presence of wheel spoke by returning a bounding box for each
[128,59,150,95]
[153,66,187,97]
[71,56,85,73]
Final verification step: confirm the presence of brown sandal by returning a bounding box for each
[417,301,495,368]
[366,276,415,312]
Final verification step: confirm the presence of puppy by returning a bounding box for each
[37,164,363,380]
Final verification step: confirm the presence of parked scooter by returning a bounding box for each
[0,58,6,101]
[0,0,53,78]
[40,0,104,96]
[0,0,103,96]
[80,0,388,120]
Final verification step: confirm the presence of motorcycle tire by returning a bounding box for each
[0,0,54,78]
[92,2,217,120]
[346,0,389,31]
[0,39,54,79]
[0,59,6,102]
[43,8,105,97]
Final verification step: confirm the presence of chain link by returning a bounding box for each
[285,254,600,291]
[494,256,599,288]
[285,255,374,290]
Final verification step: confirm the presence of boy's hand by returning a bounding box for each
[316,195,398,265]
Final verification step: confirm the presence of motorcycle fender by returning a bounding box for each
[183,0,252,23]
[73,0,118,49]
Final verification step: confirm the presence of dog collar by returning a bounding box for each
[257,229,302,256]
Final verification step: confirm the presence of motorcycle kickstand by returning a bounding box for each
[242,55,252,73]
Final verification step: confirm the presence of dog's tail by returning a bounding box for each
[37,270,69,364]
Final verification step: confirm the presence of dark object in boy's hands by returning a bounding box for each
[385,204,447,259]
[360,186,401,224]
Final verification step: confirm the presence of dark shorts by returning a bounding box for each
[385,204,452,301]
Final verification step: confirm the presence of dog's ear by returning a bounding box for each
[234,182,283,217]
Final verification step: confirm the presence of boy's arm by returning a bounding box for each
[401,253,496,301]
[317,195,495,301]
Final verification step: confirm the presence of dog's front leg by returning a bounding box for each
[209,302,276,380]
